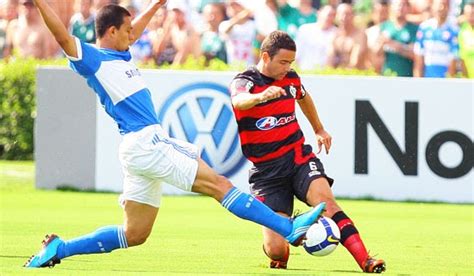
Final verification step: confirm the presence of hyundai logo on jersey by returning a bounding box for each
[256,114,296,130]
[157,82,246,177]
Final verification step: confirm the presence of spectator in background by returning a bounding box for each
[407,0,432,24]
[154,1,200,65]
[377,0,418,76]
[365,0,389,73]
[1,0,19,58]
[2,0,18,20]
[201,2,226,63]
[254,0,278,43]
[327,3,368,69]
[4,0,59,59]
[295,5,336,70]
[219,0,256,66]
[150,7,176,65]
[128,2,155,62]
[94,0,115,11]
[69,0,96,43]
[277,0,317,39]
[459,0,474,77]
[414,0,460,77]
[49,0,75,28]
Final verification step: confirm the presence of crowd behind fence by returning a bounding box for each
[0,0,473,78]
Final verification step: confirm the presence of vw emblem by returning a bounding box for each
[158,82,246,177]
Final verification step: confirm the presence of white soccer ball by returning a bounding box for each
[303,216,340,256]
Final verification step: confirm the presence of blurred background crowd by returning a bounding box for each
[0,0,473,78]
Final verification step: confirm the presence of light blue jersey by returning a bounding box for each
[414,19,460,78]
[67,37,159,134]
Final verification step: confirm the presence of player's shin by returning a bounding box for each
[221,187,293,237]
[57,225,128,259]
[331,211,368,269]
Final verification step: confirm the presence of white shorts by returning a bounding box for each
[118,124,199,208]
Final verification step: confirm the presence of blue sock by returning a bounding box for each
[57,225,128,259]
[221,187,292,237]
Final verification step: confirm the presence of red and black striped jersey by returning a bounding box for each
[230,66,315,165]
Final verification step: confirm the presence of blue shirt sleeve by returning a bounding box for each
[66,37,101,76]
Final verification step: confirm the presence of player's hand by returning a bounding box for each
[259,86,286,103]
[316,129,332,154]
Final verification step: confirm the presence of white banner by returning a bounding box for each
[90,71,473,203]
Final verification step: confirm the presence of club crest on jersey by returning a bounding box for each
[246,81,254,92]
[289,85,297,98]
[256,114,296,130]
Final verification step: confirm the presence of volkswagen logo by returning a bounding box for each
[158,82,246,177]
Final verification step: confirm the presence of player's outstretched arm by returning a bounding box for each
[131,0,167,45]
[33,0,77,58]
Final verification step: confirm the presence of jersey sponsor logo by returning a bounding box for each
[157,82,246,177]
[125,68,141,78]
[256,114,296,130]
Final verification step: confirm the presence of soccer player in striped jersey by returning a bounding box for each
[24,0,326,269]
[230,31,386,273]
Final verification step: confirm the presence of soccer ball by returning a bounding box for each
[303,216,340,256]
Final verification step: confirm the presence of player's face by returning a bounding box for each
[264,49,295,80]
[114,16,134,51]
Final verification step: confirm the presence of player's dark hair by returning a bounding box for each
[260,31,296,59]
[95,4,131,38]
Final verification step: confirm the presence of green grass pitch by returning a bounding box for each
[0,160,473,275]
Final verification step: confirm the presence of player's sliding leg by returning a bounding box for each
[25,200,157,268]
[306,178,386,273]
[191,158,325,246]
[262,226,290,269]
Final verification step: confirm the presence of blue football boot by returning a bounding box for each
[24,234,63,268]
[285,202,326,246]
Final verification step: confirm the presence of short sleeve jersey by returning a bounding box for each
[414,18,460,78]
[70,13,96,43]
[230,67,314,165]
[380,21,418,77]
[67,37,159,134]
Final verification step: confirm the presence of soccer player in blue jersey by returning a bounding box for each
[24,0,326,268]
[414,0,460,78]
